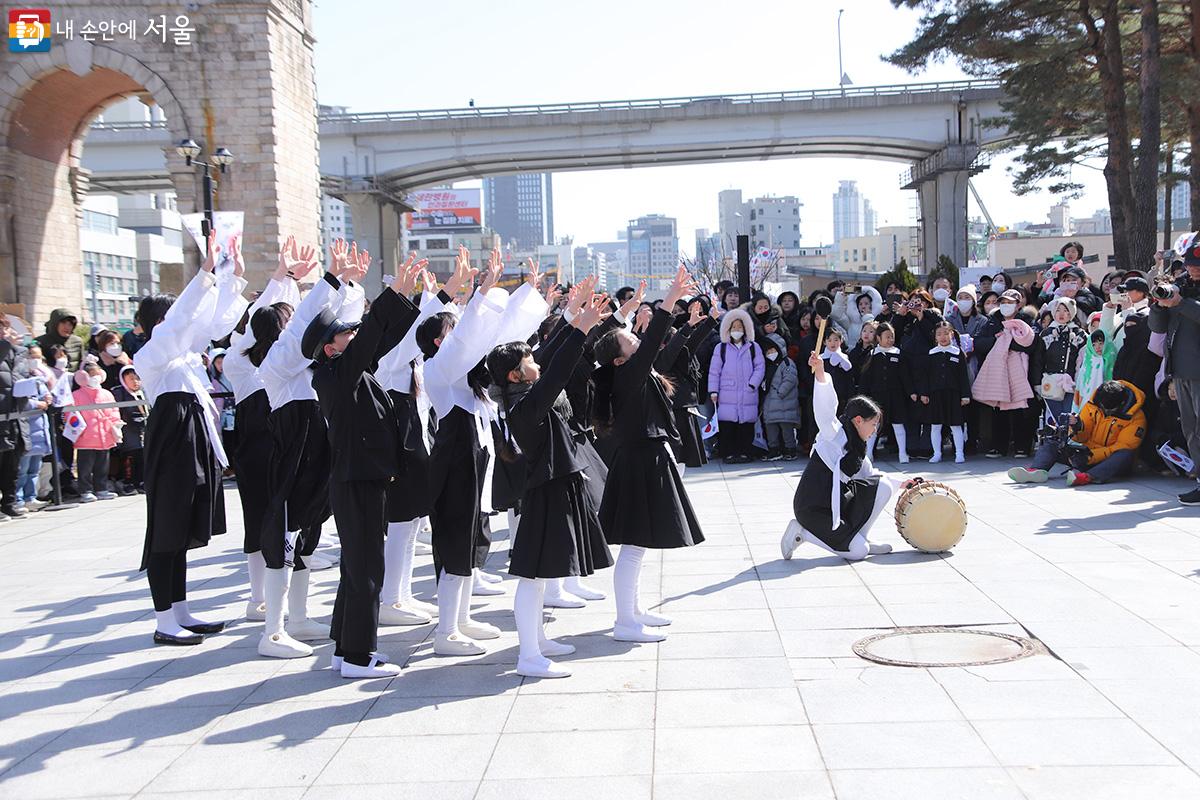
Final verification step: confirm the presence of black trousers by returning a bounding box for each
[329,478,387,656]
[0,444,24,511]
[146,549,187,612]
[720,421,756,458]
[76,449,109,495]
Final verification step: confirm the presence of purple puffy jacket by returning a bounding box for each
[707,308,765,423]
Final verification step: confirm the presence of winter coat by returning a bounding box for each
[0,340,22,451]
[832,286,883,334]
[708,309,765,423]
[972,319,1035,411]
[1039,321,1087,379]
[112,382,147,451]
[1073,381,1146,465]
[948,306,989,379]
[760,353,801,425]
[34,309,85,373]
[70,385,121,450]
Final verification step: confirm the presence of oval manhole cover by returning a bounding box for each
[853,627,1039,668]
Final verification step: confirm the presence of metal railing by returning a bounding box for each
[87,120,169,132]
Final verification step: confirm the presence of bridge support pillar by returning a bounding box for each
[341,193,406,297]
[904,144,981,273]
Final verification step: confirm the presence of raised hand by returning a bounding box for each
[688,303,704,327]
[619,279,647,320]
[808,350,824,377]
[524,257,540,288]
[572,292,611,334]
[201,229,219,273]
[444,247,477,299]
[390,252,428,296]
[566,275,595,318]
[541,270,561,304]
[664,264,699,308]
[634,304,652,333]
[229,234,245,278]
[329,238,349,277]
[274,234,297,280]
[343,244,370,284]
[479,253,503,294]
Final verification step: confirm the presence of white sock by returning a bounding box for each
[382,520,419,605]
[507,509,520,552]
[514,578,550,670]
[457,570,476,627]
[263,567,290,637]
[544,577,568,602]
[171,599,209,628]
[288,568,312,625]
[951,425,965,460]
[677,461,687,478]
[564,575,605,601]
[929,424,943,460]
[614,545,647,630]
[247,551,266,603]
[155,609,188,637]
[892,424,908,459]
[435,571,466,637]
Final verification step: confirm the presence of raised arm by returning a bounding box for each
[807,351,840,440]
[133,268,217,376]
[260,271,342,383]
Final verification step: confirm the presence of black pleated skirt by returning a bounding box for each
[670,407,708,468]
[510,471,613,579]
[233,389,271,554]
[385,390,431,523]
[599,439,705,549]
[261,399,331,569]
[140,392,226,570]
[877,389,913,425]
[793,457,880,552]
[921,389,967,426]
[573,433,608,512]
[428,408,489,576]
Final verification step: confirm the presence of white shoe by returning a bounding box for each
[307,552,337,571]
[867,542,894,555]
[341,656,401,679]
[379,602,432,626]
[414,542,433,555]
[780,519,803,560]
[929,452,943,464]
[330,651,390,671]
[543,594,586,609]
[285,618,328,641]
[539,638,576,657]
[635,611,672,627]
[613,623,667,643]
[898,453,911,464]
[434,632,486,656]
[955,453,966,464]
[258,631,312,659]
[516,657,571,679]
[564,580,606,601]
[471,582,505,597]
[417,527,433,546]
[459,621,501,640]
[245,600,267,621]
[477,571,502,584]
[403,597,439,617]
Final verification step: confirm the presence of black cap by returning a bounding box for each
[1118,276,1150,295]
[301,309,359,361]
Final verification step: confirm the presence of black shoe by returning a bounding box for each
[1180,488,1200,507]
[2,506,26,518]
[181,620,227,635]
[985,449,1003,459]
[154,630,204,646]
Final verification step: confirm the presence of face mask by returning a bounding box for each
[730,330,744,341]
[105,344,122,357]
[87,375,102,389]
[933,288,950,302]
[55,358,67,370]
[957,299,974,314]
[1000,303,1017,317]
[766,351,778,361]
[993,281,1006,291]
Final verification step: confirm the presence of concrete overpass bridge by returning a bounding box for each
[82,79,1007,288]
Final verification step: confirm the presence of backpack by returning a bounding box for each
[719,342,757,369]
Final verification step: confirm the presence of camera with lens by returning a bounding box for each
[1152,281,1180,301]
[1038,412,1091,469]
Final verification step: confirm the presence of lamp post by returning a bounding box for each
[175,139,235,238]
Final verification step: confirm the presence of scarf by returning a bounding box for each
[872,345,900,356]
[929,345,961,356]
[821,350,852,371]
[1074,343,1116,412]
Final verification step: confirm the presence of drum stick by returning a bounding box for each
[811,295,833,374]
[811,317,827,374]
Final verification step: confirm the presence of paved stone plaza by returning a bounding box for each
[1,458,1200,799]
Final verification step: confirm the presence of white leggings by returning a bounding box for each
[803,481,895,561]
[381,518,421,605]
[614,545,648,627]
[513,578,547,664]
[435,570,475,636]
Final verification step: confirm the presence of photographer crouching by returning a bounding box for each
[1009,380,1146,487]
[1150,238,1200,507]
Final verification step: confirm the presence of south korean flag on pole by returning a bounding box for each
[62,409,87,443]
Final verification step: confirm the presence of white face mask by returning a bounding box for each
[766,351,778,361]
[933,288,950,302]
[730,329,744,341]
[105,344,122,357]
[55,358,67,370]
[957,299,974,314]
[1000,303,1017,317]
[993,281,1007,291]
[1060,281,1079,293]
[87,375,102,389]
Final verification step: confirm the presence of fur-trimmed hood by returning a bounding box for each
[719,308,755,344]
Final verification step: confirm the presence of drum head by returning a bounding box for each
[901,493,966,553]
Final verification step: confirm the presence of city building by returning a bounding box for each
[79,196,141,328]
[321,194,354,251]
[863,199,877,237]
[483,173,554,250]
[1074,208,1113,236]
[407,230,503,278]
[588,238,628,291]
[1158,182,1192,230]
[746,195,802,250]
[1047,202,1071,236]
[838,225,920,273]
[987,231,1121,282]
[114,193,184,300]
[833,180,871,248]
[626,214,679,290]
[783,244,836,272]
[574,246,607,290]
[718,189,745,241]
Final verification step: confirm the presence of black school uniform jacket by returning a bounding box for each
[861,347,914,401]
[311,289,419,483]
[918,346,971,400]
[552,311,623,439]
[610,308,679,446]
[507,324,589,490]
[658,318,717,411]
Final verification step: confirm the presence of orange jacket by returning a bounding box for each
[1074,380,1146,465]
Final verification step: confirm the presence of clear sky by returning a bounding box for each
[312,0,1112,250]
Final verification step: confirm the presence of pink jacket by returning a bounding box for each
[972,319,1035,411]
[71,386,121,450]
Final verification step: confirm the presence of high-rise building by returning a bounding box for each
[1158,182,1192,229]
[746,195,802,250]
[483,173,554,250]
[838,226,920,273]
[1047,202,1071,236]
[863,199,877,236]
[627,214,679,290]
[589,238,628,291]
[718,189,745,241]
[832,180,866,248]
[320,194,354,253]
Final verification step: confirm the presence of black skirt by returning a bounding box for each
[261,399,332,569]
[878,389,913,426]
[428,408,490,576]
[573,433,608,512]
[670,407,708,468]
[599,439,705,549]
[510,471,613,579]
[140,392,226,570]
[385,390,431,523]
[793,456,880,552]
[922,389,967,426]
[233,389,271,554]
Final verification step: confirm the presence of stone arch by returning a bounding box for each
[0,40,194,325]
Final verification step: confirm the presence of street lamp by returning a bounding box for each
[176,139,235,237]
